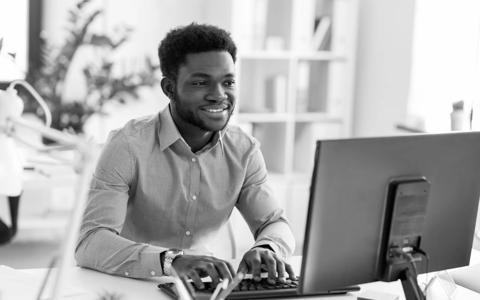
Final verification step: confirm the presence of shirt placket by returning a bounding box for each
[182,156,200,248]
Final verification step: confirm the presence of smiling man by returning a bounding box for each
[75,23,295,290]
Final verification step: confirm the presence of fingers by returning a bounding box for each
[204,260,233,287]
[249,252,262,281]
[173,255,234,290]
[187,269,204,290]
[216,260,234,282]
[237,260,247,274]
[264,255,278,284]
[285,263,296,280]
[275,258,286,283]
[204,262,221,287]
[241,248,295,284]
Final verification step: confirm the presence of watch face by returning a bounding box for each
[167,249,182,256]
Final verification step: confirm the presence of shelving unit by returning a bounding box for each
[224,0,359,251]
[228,0,358,178]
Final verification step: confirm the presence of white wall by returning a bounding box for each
[352,0,416,137]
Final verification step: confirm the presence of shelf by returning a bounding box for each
[293,113,343,122]
[237,110,346,125]
[296,52,346,61]
[236,113,290,123]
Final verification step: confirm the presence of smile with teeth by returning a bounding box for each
[202,106,228,113]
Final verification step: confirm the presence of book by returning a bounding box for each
[264,75,287,113]
[296,62,310,112]
[291,0,316,51]
[311,16,332,51]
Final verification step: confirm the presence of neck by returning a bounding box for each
[183,130,215,153]
[169,105,215,152]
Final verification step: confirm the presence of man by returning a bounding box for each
[75,23,295,290]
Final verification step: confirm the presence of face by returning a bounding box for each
[168,51,236,134]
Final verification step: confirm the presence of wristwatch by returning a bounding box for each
[163,249,184,276]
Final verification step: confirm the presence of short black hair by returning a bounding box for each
[158,23,237,80]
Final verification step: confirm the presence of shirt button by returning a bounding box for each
[186,230,191,236]
[125,271,129,276]
[150,270,156,276]
[191,158,196,162]
[192,195,197,200]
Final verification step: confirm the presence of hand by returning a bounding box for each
[172,254,235,290]
[237,247,296,285]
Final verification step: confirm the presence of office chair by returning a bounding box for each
[0,195,20,244]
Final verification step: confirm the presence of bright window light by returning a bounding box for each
[408,0,480,132]
[0,0,29,78]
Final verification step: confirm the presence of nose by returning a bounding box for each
[206,83,228,101]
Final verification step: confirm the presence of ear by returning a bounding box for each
[160,77,176,101]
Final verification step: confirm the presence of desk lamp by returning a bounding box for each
[0,79,97,300]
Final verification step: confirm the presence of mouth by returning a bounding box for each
[200,104,230,114]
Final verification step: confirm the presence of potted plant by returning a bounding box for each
[25,0,159,136]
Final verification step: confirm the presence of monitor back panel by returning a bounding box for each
[300,132,480,293]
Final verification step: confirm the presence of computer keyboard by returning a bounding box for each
[158,277,300,299]
[198,277,299,299]
[158,276,360,299]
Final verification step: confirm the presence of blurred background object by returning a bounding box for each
[24,0,160,135]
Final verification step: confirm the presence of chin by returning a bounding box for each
[206,123,228,132]
[200,119,229,132]
[199,115,232,132]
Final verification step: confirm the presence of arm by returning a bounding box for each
[76,130,235,286]
[235,141,296,281]
[74,130,165,278]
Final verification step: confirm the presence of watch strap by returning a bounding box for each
[163,249,183,276]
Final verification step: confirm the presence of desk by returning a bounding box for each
[1,253,480,300]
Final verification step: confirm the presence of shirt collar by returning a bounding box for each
[158,105,227,152]
[158,106,182,152]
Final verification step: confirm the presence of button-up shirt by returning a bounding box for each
[75,106,295,278]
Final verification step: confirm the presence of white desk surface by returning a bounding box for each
[1,252,479,300]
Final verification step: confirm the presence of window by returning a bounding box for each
[407,0,480,132]
[0,0,29,80]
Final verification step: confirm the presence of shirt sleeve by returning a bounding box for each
[235,141,295,259]
[75,130,166,279]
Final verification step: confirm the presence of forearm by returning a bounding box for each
[75,228,167,278]
[253,219,295,259]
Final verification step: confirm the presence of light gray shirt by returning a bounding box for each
[75,106,295,279]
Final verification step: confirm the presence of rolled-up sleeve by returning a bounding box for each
[235,141,295,259]
[75,130,165,278]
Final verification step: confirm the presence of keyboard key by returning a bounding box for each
[193,277,299,293]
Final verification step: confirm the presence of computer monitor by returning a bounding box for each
[299,131,480,298]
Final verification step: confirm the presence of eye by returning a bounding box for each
[224,79,236,88]
[191,81,207,86]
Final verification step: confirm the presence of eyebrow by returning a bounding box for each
[190,72,235,78]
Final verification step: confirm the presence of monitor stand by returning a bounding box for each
[378,177,430,300]
[399,263,425,300]
[382,250,426,300]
